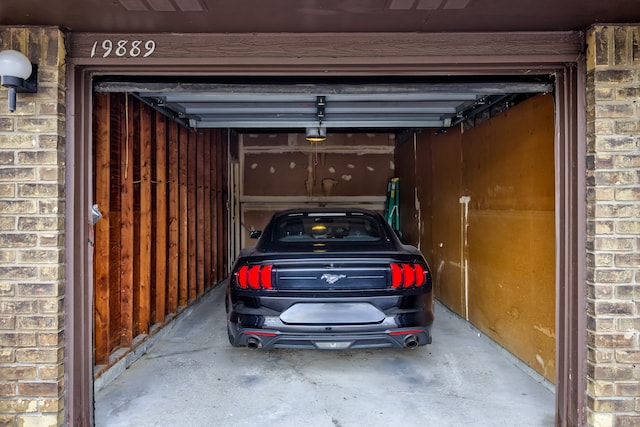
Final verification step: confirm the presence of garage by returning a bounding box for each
[62,29,584,423]
[4,2,640,423]
[90,75,556,375]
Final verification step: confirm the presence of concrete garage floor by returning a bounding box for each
[94,283,555,427]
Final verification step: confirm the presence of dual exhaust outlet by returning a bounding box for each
[247,337,261,350]
[244,334,420,350]
[403,334,419,349]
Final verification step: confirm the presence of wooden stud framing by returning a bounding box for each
[154,113,168,324]
[218,133,228,281]
[167,121,179,313]
[178,126,188,307]
[203,132,212,290]
[92,94,229,364]
[187,131,197,301]
[224,134,229,275]
[211,132,219,282]
[196,134,205,295]
[120,94,134,347]
[138,102,152,335]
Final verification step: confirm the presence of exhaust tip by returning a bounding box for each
[403,335,419,349]
[247,337,261,350]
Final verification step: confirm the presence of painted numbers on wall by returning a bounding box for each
[90,40,156,58]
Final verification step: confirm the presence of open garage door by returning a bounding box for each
[97,78,552,129]
[92,76,556,384]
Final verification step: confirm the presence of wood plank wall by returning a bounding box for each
[92,93,228,366]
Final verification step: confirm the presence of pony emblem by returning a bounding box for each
[321,273,346,284]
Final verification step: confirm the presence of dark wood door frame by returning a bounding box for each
[64,31,586,426]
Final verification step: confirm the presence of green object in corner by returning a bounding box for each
[384,177,400,232]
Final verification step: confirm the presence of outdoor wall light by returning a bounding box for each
[0,49,37,112]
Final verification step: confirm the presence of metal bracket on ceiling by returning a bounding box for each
[132,93,191,129]
[316,95,326,122]
[450,94,512,127]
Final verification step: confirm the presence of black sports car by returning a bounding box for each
[226,208,434,350]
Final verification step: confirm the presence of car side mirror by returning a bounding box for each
[249,230,262,239]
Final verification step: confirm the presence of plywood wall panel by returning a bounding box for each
[243,152,394,197]
[462,94,556,381]
[427,128,465,315]
[401,94,555,381]
[467,210,556,378]
[240,133,394,204]
[238,132,392,248]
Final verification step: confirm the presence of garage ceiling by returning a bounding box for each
[95,79,553,129]
[4,0,637,131]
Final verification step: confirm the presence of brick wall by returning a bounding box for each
[0,27,66,427]
[586,25,640,427]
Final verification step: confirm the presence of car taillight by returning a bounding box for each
[235,264,273,290]
[390,263,428,289]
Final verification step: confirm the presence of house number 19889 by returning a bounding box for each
[90,40,156,58]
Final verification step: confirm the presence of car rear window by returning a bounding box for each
[274,212,383,243]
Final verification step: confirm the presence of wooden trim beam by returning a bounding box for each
[68,32,583,69]
[93,93,110,365]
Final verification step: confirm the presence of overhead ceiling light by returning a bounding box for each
[0,49,37,112]
[306,126,326,143]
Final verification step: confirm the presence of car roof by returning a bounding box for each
[273,208,381,218]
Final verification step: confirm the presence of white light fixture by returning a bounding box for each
[306,126,326,143]
[0,49,37,112]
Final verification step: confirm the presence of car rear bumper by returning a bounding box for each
[230,325,432,350]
